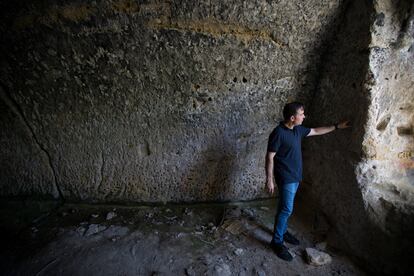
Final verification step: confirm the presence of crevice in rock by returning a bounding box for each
[97,151,106,193]
[0,82,65,202]
[147,18,286,47]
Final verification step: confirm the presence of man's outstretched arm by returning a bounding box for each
[307,121,350,136]
[265,151,276,194]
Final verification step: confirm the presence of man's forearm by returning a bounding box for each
[265,153,275,180]
[312,125,336,136]
[316,125,336,135]
[309,121,350,136]
[266,160,273,180]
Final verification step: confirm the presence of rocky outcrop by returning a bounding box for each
[303,0,414,274]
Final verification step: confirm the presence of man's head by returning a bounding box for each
[283,102,305,125]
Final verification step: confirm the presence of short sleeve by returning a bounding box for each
[267,130,281,152]
[298,126,311,138]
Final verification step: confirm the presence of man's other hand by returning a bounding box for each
[266,179,275,194]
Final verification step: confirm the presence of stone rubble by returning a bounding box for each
[106,211,116,220]
[213,263,231,276]
[1,201,366,275]
[185,266,196,276]
[305,247,332,266]
[84,224,108,237]
[234,248,244,256]
[253,267,267,276]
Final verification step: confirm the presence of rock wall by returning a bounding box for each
[303,0,414,273]
[0,0,343,202]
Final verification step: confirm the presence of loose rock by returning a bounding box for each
[241,208,255,217]
[106,211,117,220]
[305,248,332,266]
[84,224,107,236]
[76,226,86,236]
[253,267,266,276]
[213,263,231,276]
[183,208,193,216]
[225,207,241,218]
[185,266,196,276]
[234,248,244,256]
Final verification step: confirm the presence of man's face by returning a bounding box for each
[292,107,305,125]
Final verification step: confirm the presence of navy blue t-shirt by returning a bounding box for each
[267,122,311,185]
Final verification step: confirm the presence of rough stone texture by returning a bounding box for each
[0,0,343,202]
[302,0,414,274]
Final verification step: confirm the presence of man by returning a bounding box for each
[265,102,350,261]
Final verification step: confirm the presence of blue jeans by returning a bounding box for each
[272,182,299,244]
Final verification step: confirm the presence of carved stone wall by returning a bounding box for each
[0,0,343,202]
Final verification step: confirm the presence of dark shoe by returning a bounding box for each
[269,241,293,261]
[283,231,300,245]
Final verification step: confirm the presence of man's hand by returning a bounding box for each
[337,120,351,129]
[266,178,275,194]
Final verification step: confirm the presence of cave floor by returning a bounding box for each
[0,199,366,276]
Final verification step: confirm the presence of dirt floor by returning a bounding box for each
[0,199,366,276]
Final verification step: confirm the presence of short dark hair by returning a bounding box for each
[283,102,304,121]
